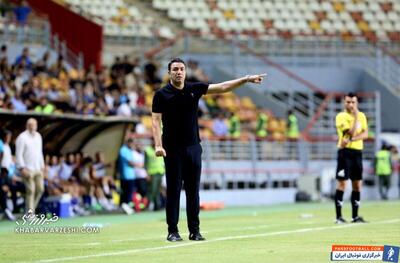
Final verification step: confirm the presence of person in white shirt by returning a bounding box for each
[15,118,45,213]
[1,130,14,175]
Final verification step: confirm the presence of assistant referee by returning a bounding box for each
[152,58,266,241]
[334,93,369,224]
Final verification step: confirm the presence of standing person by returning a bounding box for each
[15,118,45,215]
[144,140,165,211]
[1,129,13,177]
[132,141,148,210]
[118,138,137,214]
[286,109,299,140]
[255,109,268,139]
[228,111,241,139]
[374,145,393,200]
[152,58,266,241]
[334,93,368,224]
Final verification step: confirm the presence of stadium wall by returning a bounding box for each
[27,0,103,69]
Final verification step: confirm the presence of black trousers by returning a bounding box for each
[120,179,136,205]
[164,144,202,234]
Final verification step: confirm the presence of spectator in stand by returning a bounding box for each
[186,60,208,83]
[34,96,56,114]
[15,118,45,215]
[14,47,32,68]
[144,59,161,85]
[212,112,228,137]
[0,1,12,18]
[111,56,124,78]
[0,45,7,61]
[13,0,31,25]
[116,99,132,117]
[49,55,67,78]
[34,51,50,74]
[10,91,27,112]
[13,1,31,42]
[92,151,115,199]
[287,109,299,140]
[44,155,63,196]
[59,153,76,186]
[228,111,241,139]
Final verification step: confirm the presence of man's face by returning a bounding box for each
[5,133,11,143]
[128,141,135,150]
[344,96,358,112]
[169,62,186,83]
[27,118,37,133]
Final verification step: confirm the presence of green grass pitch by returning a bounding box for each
[0,200,399,263]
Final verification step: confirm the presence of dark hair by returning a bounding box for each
[345,92,357,99]
[168,58,186,71]
[0,129,11,140]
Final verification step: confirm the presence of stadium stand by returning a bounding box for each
[152,0,400,43]
[63,0,175,39]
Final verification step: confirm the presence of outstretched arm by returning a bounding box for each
[207,74,267,94]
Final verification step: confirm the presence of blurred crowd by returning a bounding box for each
[0,124,167,220]
[0,43,299,140]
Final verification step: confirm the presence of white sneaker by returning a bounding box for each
[121,203,134,215]
[4,208,16,221]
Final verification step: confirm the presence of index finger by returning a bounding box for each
[258,73,267,77]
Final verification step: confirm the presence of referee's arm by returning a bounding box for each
[349,128,369,141]
[207,74,267,94]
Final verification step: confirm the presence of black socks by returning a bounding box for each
[335,190,344,219]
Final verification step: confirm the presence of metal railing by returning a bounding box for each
[51,35,84,69]
[0,19,50,45]
[200,138,375,161]
[0,19,84,69]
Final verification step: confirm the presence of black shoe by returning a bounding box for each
[351,216,368,223]
[167,232,183,242]
[189,232,206,241]
[335,217,347,224]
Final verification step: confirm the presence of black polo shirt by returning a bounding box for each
[152,82,209,150]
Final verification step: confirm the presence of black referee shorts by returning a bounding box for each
[336,148,363,181]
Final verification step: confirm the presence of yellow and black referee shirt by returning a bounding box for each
[335,111,368,150]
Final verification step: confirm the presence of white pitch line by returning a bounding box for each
[110,224,271,243]
[23,218,400,263]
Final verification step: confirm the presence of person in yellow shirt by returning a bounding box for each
[334,93,368,224]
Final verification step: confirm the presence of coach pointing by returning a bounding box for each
[152,58,266,242]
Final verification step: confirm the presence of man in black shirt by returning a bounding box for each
[152,58,266,242]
